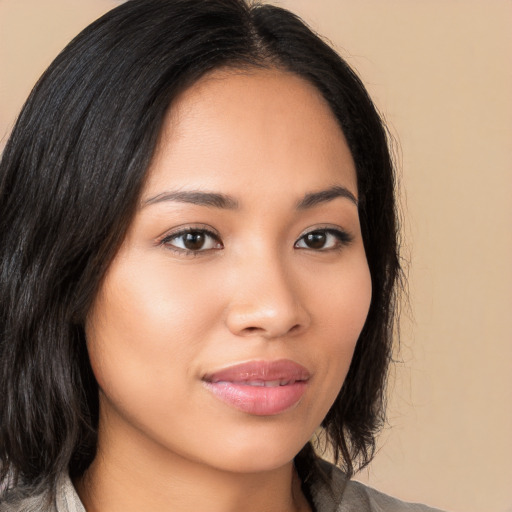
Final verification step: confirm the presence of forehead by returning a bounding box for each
[145,68,357,201]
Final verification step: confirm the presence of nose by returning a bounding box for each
[224,253,311,339]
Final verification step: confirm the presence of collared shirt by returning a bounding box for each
[0,459,446,512]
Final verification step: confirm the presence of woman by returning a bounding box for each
[0,1,442,511]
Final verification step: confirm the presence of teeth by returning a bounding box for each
[244,379,295,387]
[212,379,299,387]
[246,380,265,387]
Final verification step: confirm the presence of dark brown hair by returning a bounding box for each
[0,0,401,497]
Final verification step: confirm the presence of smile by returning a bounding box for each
[203,360,310,416]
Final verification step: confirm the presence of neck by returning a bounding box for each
[75,414,311,512]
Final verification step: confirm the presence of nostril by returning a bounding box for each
[242,327,260,334]
[225,299,310,339]
[289,324,301,334]
[240,323,302,337]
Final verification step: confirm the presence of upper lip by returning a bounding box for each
[203,359,311,384]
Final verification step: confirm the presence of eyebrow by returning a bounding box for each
[142,185,357,210]
[143,191,239,209]
[296,186,358,209]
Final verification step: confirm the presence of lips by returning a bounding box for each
[202,360,310,416]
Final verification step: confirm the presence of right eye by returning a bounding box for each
[160,227,223,255]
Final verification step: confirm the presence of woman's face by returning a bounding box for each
[85,68,372,474]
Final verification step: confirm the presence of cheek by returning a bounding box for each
[312,248,372,341]
[309,253,372,398]
[84,254,222,413]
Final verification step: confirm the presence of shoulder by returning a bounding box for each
[307,458,446,512]
[341,479,445,512]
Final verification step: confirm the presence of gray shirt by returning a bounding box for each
[0,460,445,512]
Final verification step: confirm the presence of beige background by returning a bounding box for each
[1,1,511,512]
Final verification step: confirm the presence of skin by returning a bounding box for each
[78,68,372,512]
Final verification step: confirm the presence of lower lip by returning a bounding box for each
[203,381,308,416]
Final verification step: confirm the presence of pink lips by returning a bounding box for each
[203,359,310,416]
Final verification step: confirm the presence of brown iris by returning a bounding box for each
[183,232,207,250]
[303,231,327,249]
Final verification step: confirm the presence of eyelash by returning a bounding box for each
[294,228,353,251]
[159,226,353,257]
[159,226,222,257]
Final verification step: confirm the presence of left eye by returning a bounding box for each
[294,229,351,250]
[162,229,222,252]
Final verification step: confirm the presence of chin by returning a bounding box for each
[209,450,297,475]
[190,424,310,474]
